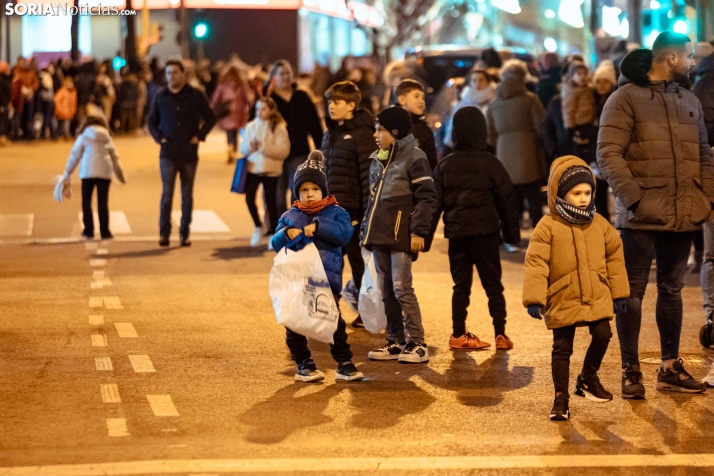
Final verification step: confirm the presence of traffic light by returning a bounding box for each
[194,21,208,39]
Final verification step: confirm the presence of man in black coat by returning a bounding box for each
[321,81,376,327]
[431,106,521,351]
[396,79,438,170]
[148,59,217,247]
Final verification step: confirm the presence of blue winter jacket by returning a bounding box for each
[270,203,354,295]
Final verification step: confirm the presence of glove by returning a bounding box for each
[527,305,544,320]
[614,298,627,314]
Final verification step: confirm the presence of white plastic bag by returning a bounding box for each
[53,175,72,203]
[358,248,387,333]
[269,242,339,343]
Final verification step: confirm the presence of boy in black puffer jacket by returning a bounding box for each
[431,107,521,351]
[362,107,438,364]
[396,79,438,171]
[321,81,376,328]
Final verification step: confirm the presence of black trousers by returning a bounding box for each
[552,318,612,395]
[448,234,507,337]
[344,223,365,290]
[513,181,543,227]
[595,178,610,223]
[81,178,111,238]
[244,173,279,234]
[285,295,352,365]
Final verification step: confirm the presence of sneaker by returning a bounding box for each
[180,235,191,247]
[702,366,714,388]
[294,359,325,382]
[336,362,364,381]
[656,359,707,394]
[622,363,646,400]
[550,393,570,421]
[82,231,95,241]
[504,243,521,253]
[351,316,365,329]
[495,335,514,350]
[341,279,359,313]
[398,342,429,364]
[574,374,613,402]
[368,340,405,361]
[250,227,262,247]
[159,234,170,247]
[100,232,114,240]
[266,235,275,251]
[449,332,491,350]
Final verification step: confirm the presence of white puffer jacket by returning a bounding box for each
[240,119,290,177]
[64,126,125,182]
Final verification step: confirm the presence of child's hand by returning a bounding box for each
[527,305,544,320]
[614,298,627,314]
[411,236,424,254]
[303,223,317,237]
[286,228,302,240]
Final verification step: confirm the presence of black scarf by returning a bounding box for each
[555,197,595,225]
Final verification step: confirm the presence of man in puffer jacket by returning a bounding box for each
[321,81,375,327]
[597,31,714,399]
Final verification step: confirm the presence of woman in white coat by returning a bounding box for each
[240,97,290,246]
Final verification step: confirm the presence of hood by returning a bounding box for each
[452,106,487,151]
[496,77,527,100]
[619,48,653,87]
[547,155,596,212]
[326,107,374,132]
[698,52,714,77]
[82,125,112,143]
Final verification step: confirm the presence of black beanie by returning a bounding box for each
[293,150,328,198]
[557,166,594,198]
[375,106,413,140]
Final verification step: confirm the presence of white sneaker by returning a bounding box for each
[368,341,405,361]
[250,227,262,247]
[702,367,714,388]
[266,235,274,251]
[504,244,521,253]
[341,279,359,313]
[398,342,429,363]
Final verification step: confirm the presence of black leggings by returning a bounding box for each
[552,318,612,395]
[82,178,111,238]
[245,173,279,234]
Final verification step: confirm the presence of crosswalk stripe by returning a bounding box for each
[100,384,121,403]
[106,418,129,437]
[115,323,138,338]
[89,315,104,326]
[91,334,107,347]
[129,354,156,373]
[78,211,132,234]
[172,210,230,233]
[0,214,33,237]
[146,395,180,416]
[95,357,113,370]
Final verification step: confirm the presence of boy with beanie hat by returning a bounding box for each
[524,156,629,421]
[362,107,438,364]
[270,151,365,382]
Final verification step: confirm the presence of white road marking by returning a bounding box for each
[115,322,138,338]
[89,315,104,326]
[78,211,132,234]
[86,242,98,250]
[91,334,107,347]
[106,418,129,437]
[162,429,178,432]
[100,384,121,403]
[104,296,123,309]
[89,259,107,267]
[0,214,33,236]
[90,279,113,289]
[129,355,156,373]
[172,210,230,233]
[88,297,104,308]
[147,395,180,417]
[96,249,109,255]
[95,357,113,371]
[93,270,105,280]
[7,454,714,474]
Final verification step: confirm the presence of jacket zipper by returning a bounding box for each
[363,146,395,244]
[394,211,402,241]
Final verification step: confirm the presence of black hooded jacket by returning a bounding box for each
[320,108,376,220]
[693,53,714,147]
[431,107,521,244]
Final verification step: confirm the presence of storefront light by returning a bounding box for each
[490,0,521,15]
[544,9,555,19]
[650,0,660,9]
[620,18,629,38]
[602,5,622,37]
[673,19,688,34]
[544,37,558,52]
[558,0,584,28]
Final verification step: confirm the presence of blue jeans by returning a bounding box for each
[617,229,694,366]
[373,246,425,344]
[159,160,198,237]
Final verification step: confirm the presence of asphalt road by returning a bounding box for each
[1,133,714,475]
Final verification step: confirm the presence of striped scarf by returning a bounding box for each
[555,197,595,225]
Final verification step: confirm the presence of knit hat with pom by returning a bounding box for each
[293,150,328,197]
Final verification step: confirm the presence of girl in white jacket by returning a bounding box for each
[240,97,290,246]
[63,116,125,240]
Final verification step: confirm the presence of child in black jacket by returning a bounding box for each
[396,80,438,171]
[431,107,521,351]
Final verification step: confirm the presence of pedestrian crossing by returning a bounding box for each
[0,210,233,238]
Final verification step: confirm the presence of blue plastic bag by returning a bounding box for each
[230,158,248,194]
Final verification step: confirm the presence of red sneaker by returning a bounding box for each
[449,332,491,349]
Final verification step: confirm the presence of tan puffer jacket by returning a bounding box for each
[597,48,714,232]
[523,156,630,329]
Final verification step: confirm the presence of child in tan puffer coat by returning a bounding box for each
[523,156,629,421]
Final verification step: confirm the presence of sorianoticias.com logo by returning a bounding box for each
[5,3,137,15]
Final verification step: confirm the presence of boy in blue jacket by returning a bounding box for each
[271,151,365,382]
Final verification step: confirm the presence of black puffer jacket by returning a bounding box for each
[409,112,438,171]
[431,107,520,245]
[321,108,376,220]
[693,53,714,147]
